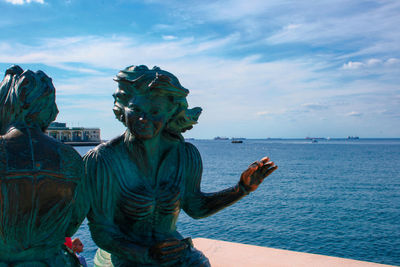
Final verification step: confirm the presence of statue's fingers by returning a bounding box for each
[257,163,272,176]
[160,242,187,255]
[254,165,278,185]
[254,158,272,171]
[249,160,263,168]
[157,239,180,249]
[262,165,278,177]
[160,244,187,257]
[256,161,273,175]
[159,246,187,264]
[263,161,274,168]
[260,157,270,164]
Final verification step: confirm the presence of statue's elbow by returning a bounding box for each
[185,208,210,219]
[189,214,205,220]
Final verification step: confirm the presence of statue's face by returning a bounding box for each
[124,94,174,140]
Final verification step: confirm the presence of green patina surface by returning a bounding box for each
[0,66,88,266]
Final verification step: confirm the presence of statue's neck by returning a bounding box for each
[125,131,163,156]
[141,134,162,159]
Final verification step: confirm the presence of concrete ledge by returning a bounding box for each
[193,238,395,267]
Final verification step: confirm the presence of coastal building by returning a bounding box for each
[46,122,101,145]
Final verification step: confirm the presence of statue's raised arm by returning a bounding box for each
[182,145,277,219]
[84,65,277,267]
[0,66,88,266]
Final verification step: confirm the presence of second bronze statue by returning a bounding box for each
[0,65,88,266]
[83,65,278,267]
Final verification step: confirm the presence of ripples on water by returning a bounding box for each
[74,139,400,266]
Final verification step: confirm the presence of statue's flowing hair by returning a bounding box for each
[0,65,59,134]
[113,65,202,141]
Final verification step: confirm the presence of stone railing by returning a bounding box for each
[193,238,395,267]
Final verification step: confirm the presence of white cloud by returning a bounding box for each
[53,76,114,96]
[0,35,328,136]
[256,111,271,116]
[153,24,173,30]
[180,0,283,22]
[262,1,400,60]
[301,103,328,110]
[162,35,178,41]
[144,1,400,80]
[1,32,399,138]
[366,58,382,66]
[346,111,363,117]
[5,0,44,4]
[0,35,240,70]
[386,58,400,65]
[285,24,302,30]
[342,58,399,70]
[342,61,364,69]
[172,0,400,48]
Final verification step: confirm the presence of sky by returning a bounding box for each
[0,0,399,139]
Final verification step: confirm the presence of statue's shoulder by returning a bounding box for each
[83,135,125,186]
[56,139,82,162]
[54,140,84,178]
[84,134,124,163]
[183,141,202,165]
[183,141,200,154]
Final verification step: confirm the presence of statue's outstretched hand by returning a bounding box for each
[239,157,278,193]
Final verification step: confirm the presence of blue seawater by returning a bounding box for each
[73,139,400,266]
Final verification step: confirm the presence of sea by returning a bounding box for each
[73,138,400,266]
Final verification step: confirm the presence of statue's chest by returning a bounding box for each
[116,150,184,221]
[117,177,183,222]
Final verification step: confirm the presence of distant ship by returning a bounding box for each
[305,137,326,140]
[231,137,245,143]
[214,136,229,140]
[347,136,360,140]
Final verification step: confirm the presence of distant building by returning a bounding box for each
[46,122,101,143]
